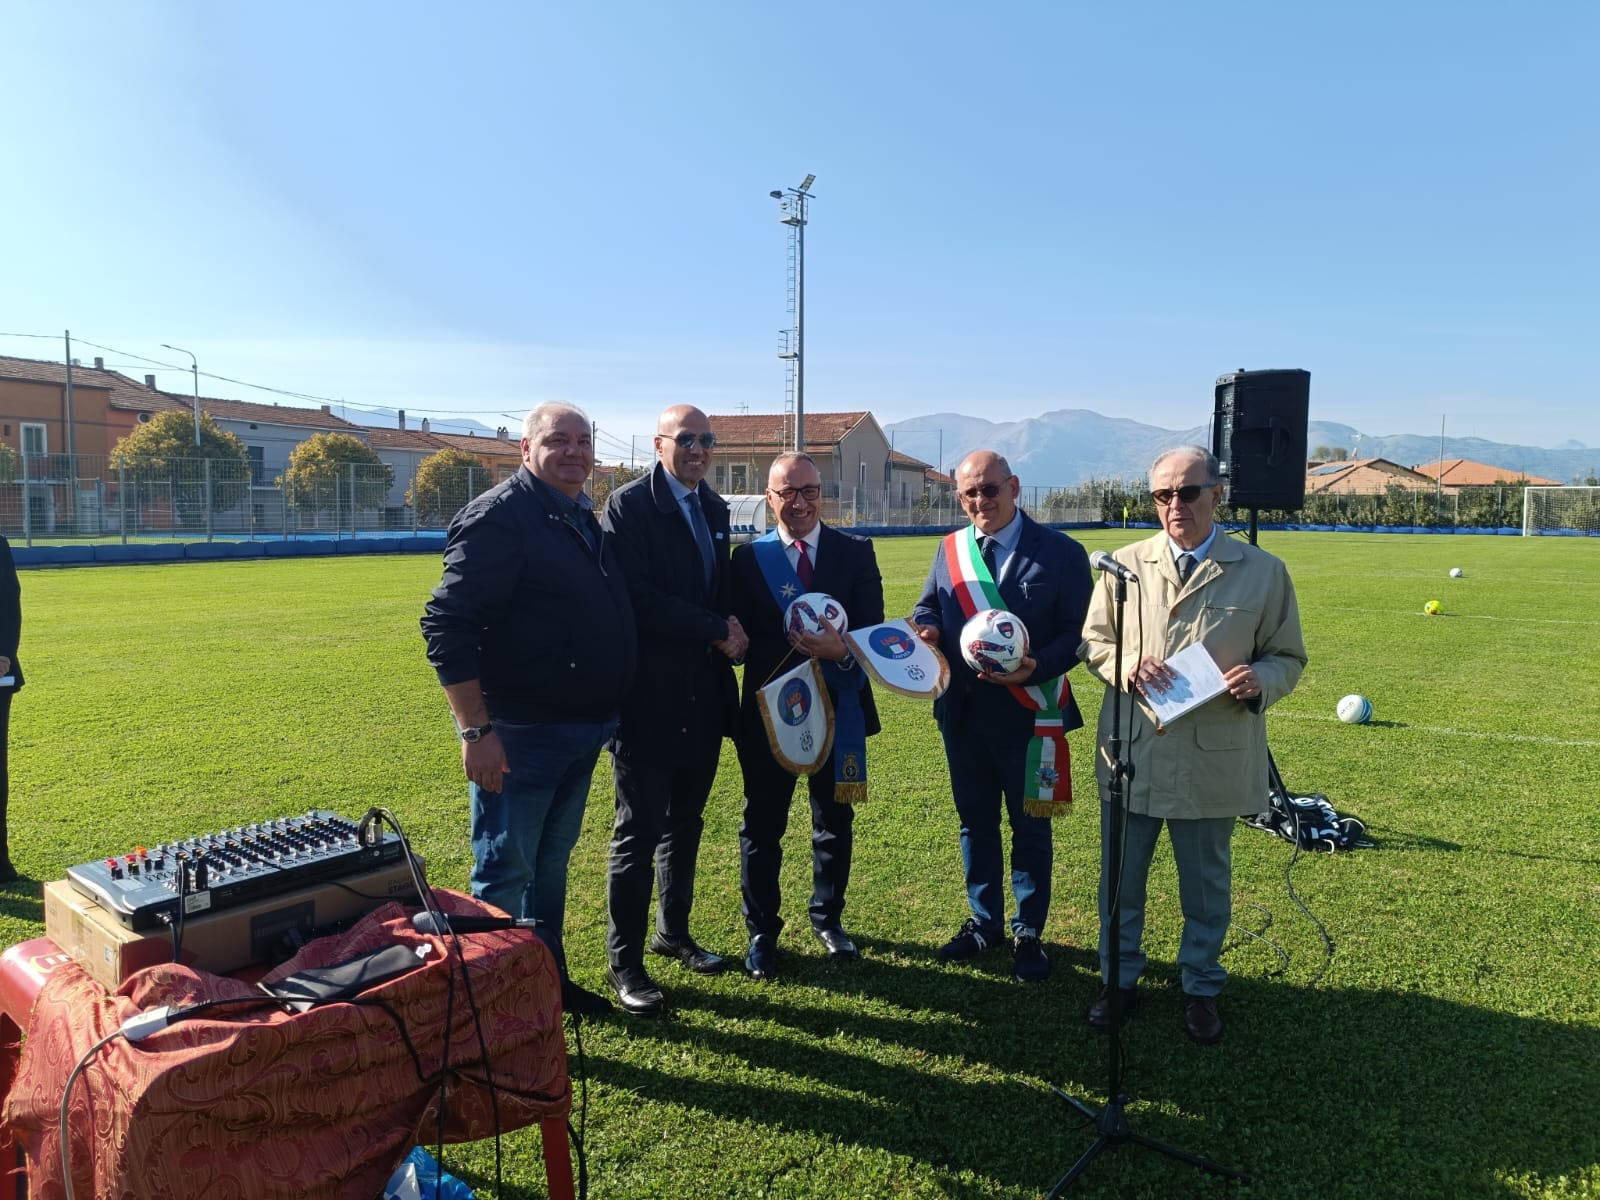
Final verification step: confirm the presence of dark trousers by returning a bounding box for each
[0,689,11,868]
[942,723,1053,937]
[606,740,720,970]
[737,737,854,939]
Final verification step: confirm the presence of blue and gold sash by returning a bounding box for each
[752,532,868,803]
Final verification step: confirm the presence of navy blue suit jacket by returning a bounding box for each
[912,512,1092,740]
[602,461,740,755]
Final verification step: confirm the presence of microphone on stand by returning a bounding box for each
[1089,550,1139,583]
[411,910,541,935]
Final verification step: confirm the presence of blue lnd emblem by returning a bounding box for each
[780,678,812,726]
[869,626,915,660]
[1036,766,1059,789]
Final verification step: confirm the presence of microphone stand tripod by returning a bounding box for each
[1044,570,1247,1195]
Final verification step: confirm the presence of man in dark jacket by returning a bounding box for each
[422,403,637,1016]
[731,452,884,981]
[913,450,1092,983]
[599,405,746,1016]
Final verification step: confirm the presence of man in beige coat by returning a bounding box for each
[1078,445,1306,1044]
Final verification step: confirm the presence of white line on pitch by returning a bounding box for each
[1318,606,1600,627]
[1271,711,1600,749]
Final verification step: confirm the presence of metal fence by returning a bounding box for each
[0,454,1555,545]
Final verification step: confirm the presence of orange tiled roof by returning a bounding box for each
[0,355,185,414]
[173,394,365,431]
[1411,458,1562,487]
[427,431,522,460]
[706,411,873,452]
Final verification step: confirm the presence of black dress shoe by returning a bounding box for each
[812,925,858,959]
[606,965,666,1017]
[1183,994,1224,1044]
[561,978,615,1017]
[1086,984,1139,1032]
[649,932,731,975]
[745,933,778,980]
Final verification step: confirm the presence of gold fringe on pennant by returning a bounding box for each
[1023,796,1071,820]
[833,782,869,805]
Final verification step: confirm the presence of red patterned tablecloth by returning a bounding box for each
[1,890,569,1199]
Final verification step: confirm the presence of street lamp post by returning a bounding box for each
[161,343,202,447]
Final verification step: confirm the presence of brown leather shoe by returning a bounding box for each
[1183,994,1223,1044]
[1086,984,1139,1032]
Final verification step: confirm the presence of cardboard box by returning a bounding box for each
[44,861,421,990]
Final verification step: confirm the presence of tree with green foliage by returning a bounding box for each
[278,433,393,515]
[406,447,493,524]
[111,410,250,518]
[588,463,645,510]
[0,443,15,486]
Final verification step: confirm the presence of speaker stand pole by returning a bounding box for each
[1044,573,1247,1195]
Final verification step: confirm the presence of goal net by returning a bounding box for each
[1522,486,1600,536]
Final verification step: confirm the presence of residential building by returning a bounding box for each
[1304,458,1435,495]
[1410,459,1562,489]
[705,411,932,500]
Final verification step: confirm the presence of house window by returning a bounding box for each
[21,423,46,457]
[247,446,266,486]
[730,464,748,493]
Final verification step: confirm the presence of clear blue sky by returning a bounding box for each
[4,0,1595,463]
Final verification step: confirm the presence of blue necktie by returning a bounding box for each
[686,492,715,587]
[1177,552,1196,583]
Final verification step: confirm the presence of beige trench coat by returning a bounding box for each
[1078,531,1307,819]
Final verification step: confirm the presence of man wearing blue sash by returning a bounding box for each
[913,450,1092,982]
[730,453,885,980]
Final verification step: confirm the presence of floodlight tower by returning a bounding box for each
[770,174,815,451]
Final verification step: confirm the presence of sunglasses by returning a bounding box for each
[959,482,1004,501]
[1152,485,1207,506]
[770,485,821,502]
[669,431,717,449]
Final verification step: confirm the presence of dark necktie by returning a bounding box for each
[980,534,999,578]
[795,538,815,590]
[686,492,715,587]
[1177,552,1196,583]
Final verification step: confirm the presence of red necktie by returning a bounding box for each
[795,539,815,589]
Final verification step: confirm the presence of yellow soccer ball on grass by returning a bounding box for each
[1423,599,1442,616]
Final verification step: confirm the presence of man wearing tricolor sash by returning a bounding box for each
[913,450,1092,983]
[730,453,885,981]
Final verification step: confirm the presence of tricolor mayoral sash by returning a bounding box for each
[943,526,1073,817]
[752,532,869,803]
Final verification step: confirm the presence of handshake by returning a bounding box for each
[713,615,749,662]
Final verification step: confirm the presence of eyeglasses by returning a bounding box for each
[770,485,821,502]
[669,431,717,450]
[1152,485,1207,506]
[959,482,1004,501]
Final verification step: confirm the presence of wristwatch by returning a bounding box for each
[458,722,494,743]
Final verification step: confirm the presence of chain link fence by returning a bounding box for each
[0,456,1555,545]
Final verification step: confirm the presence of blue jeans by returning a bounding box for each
[469,717,615,979]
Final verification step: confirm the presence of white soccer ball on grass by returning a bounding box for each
[1336,694,1373,724]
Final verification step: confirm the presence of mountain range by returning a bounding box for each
[885,410,1598,488]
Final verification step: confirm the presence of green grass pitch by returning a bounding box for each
[3,531,1597,1199]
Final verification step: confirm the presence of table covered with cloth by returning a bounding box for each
[0,889,569,1199]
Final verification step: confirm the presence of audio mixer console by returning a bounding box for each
[66,810,407,931]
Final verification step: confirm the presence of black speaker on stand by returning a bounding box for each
[1212,369,1310,535]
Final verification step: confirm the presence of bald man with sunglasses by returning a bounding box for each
[912,450,1092,983]
[599,405,746,1016]
[1078,445,1305,1044]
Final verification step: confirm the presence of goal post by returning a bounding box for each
[1522,486,1600,536]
